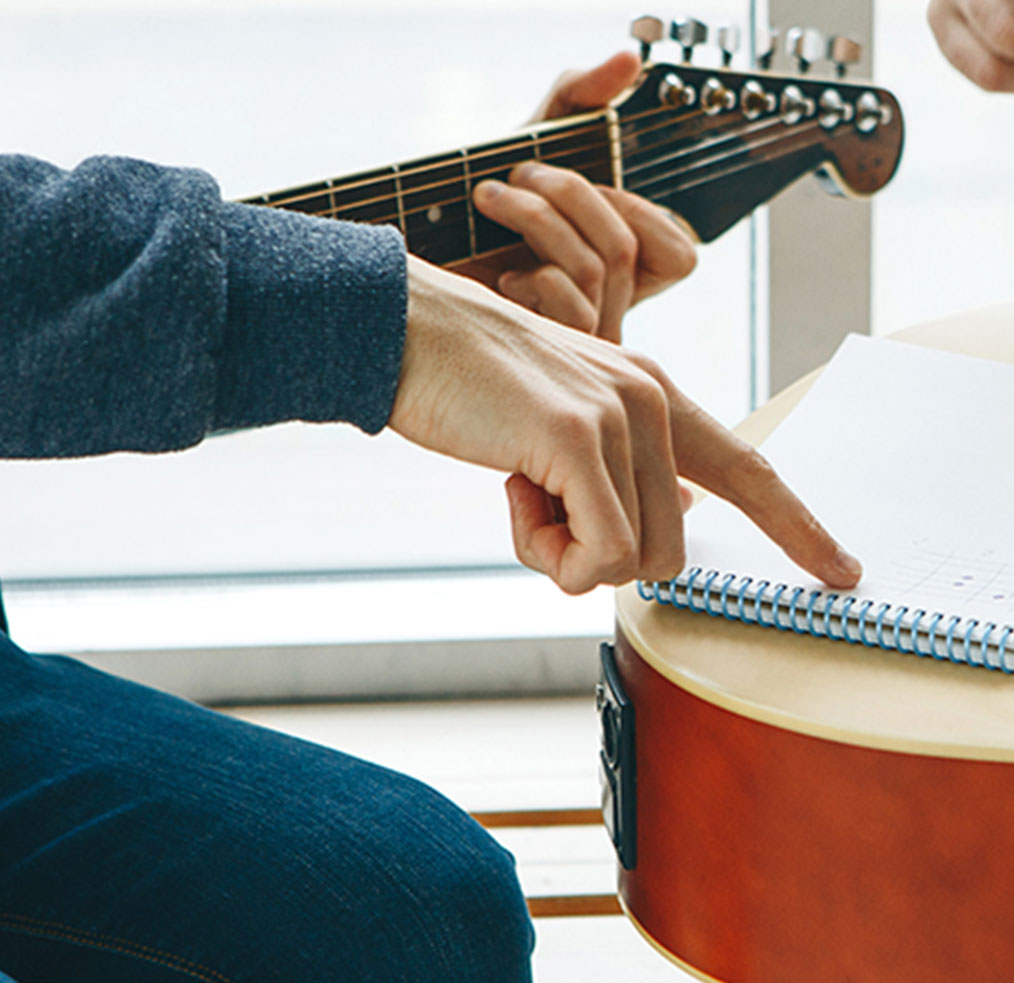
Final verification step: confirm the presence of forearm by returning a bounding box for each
[0,154,407,458]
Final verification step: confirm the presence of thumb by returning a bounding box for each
[536,51,642,120]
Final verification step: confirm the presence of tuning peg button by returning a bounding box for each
[658,72,697,108]
[741,80,776,119]
[786,27,826,73]
[715,25,740,67]
[631,15,666,61]
[827,35,862,77]
[671,17,708,62]
[755,26,780,69]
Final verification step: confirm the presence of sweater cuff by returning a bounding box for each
[215,202,407,435]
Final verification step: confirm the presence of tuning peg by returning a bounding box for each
[671,17,708,62]
[786,26,826,73]
[755,26,780,69]
[827,35,862,77]
[630,15,667,61]
[715,25,740,67]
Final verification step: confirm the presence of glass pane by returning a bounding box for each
[874,0,1014,334]
[0,2,753,579]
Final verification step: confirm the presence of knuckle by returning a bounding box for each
[610,230,639,270]
[516,196,551,226]
[599,534,639,583]
[732,448,780,496]
[641,543,687,583]
[570,305,600,335]
[674,238,698,278]
[574,255,606,296]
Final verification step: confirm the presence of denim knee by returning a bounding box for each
[0,643,534,982]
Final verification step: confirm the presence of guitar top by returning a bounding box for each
[243,39,903,262]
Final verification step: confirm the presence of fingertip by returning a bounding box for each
[473,179,506,208]
[832,548,864,589]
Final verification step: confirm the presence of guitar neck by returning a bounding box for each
[247,112,615,268]
[246,63,903,257]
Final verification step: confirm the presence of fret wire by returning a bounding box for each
[260,103,703,212]
[319,116,825,229]
[262,115,614,209]
[325,135,612,217]
[625,120,827,198]
[258,90,819,211]
[461,149,477,256]
[324,112,771,223]
[316,112,799,225]
[392,164,406,235]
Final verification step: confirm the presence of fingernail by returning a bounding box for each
[512,161,542,181]
[474,179,505,201]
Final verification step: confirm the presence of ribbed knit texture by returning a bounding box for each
[0,154,407,458]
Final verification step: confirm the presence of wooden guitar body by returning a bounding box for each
[600,313,1014,983]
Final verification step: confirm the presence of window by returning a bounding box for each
[2,1,782,697]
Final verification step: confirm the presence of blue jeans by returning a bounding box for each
[0,631,534,982]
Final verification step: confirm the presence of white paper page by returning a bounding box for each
[682,335,1014,625]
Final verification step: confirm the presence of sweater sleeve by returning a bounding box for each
[0,154,407,458]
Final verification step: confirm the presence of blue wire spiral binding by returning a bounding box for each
[910,610,930,657]
[875,603,892,649]
[858,599,877,647]
[638,574,1014,673]
[927,612,945,660]
[982,623,998,669]
[719,573,738,619]
[1000,626,1014,674]
[770,583,789,629]
[823,594,842,641]
[944,615,962,664]
[805,591,821,635]
[685,568,704,613]
[753,581,773,627]
[788,587,809,634]
[963,619,980,667]
[840,596,858,643]
[893,606,910,653]
[736,577,755,624]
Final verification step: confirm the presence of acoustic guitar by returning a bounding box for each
[601,309,1014,983]
[244,50,903,263]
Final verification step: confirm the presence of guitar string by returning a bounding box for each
[621,116,786,177]
[625,119,826,196]
[369,124,841,262]
[256,100,707,209]
[320,113,811,222]
[328,118,834,228]
[345,111,782,216]
[259,73,886,210]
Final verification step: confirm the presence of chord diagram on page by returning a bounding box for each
[880,539,1014,615]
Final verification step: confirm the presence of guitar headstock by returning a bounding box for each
[619,17,903,242]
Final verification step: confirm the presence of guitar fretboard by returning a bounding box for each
[249,114,613,266]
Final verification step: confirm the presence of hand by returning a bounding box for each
[391,256,863,595]
[457,52,697,343]
[928,0,1014,90]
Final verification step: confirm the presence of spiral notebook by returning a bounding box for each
[641,333,1014,671]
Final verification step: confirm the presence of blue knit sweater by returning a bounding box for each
[0,155,407,458]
